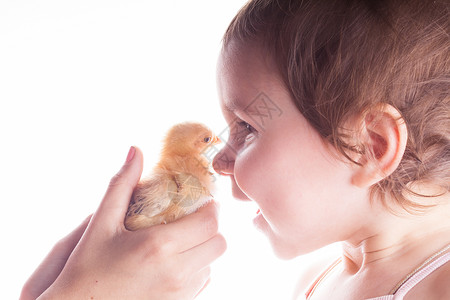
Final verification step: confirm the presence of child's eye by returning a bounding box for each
[237,121,256,133]
[226,119,257,147]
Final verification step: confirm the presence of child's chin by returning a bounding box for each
[253,214,300,260]
[270,241,301,260]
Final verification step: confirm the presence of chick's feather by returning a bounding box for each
[124,122,220,231]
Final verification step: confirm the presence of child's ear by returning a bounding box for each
[351,104,408,187]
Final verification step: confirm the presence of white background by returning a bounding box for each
[0,1,338,299]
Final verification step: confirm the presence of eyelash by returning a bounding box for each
[237,120,256,133]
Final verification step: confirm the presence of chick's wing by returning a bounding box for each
[126,171,174,219]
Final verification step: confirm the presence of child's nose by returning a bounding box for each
[212,145,235,176]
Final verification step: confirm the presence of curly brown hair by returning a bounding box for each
[223,0,450,212]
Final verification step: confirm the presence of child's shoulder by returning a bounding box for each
[292,249,450,299]
[432,263,450,296]
[405,260,450,300]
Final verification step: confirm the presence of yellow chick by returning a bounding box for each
[125,122,221,230]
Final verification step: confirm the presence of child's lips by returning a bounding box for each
[253,208,267,231]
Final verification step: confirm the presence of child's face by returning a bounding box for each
[213,42,371,259]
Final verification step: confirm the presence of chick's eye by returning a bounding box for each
[203,137,211,143]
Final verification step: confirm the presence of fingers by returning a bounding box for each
[180,233,227,273]
[138,201,226,290]
[59,214,92,250]
[144,201,221,253]
[167,267,211,300]
[93,146,143,229]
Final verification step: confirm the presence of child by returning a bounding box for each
[22,0,449,299]
[212,0,449,299]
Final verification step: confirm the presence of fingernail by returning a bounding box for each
[125,146,136,163]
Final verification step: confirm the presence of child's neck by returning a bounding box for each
[341,190,450,276]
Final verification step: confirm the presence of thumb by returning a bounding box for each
[93,146,143,230]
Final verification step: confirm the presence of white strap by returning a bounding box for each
[394,252,450,298]
[367,252,450,300]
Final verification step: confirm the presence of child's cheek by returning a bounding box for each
[234,140,280,203]
[233,145,265,200]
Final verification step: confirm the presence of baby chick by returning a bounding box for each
[124,122,221,231]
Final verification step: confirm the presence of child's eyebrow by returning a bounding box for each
[224,99,245,113]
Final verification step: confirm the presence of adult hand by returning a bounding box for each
[20,215,91,300]
[22,147,226,300]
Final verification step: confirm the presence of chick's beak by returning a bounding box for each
[212,135,221,145]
